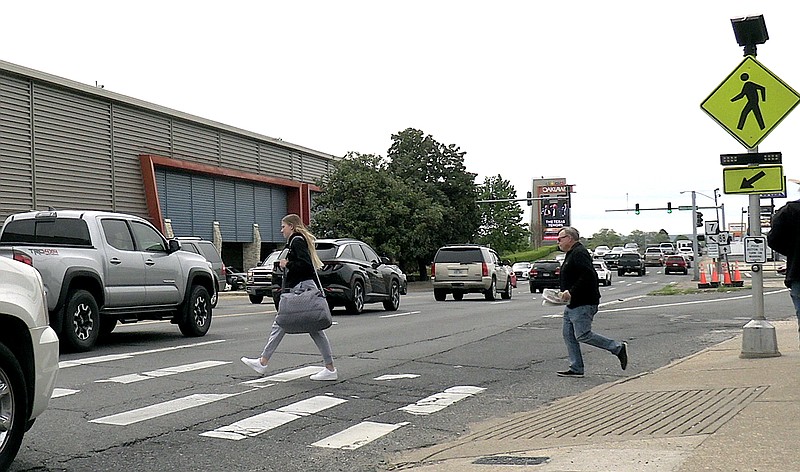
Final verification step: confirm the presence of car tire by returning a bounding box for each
[346,280,365,314]
[62,289,100,352]
[383,280,401,311]
[0,343,27,472]
[501,278,512,299]
[618,270,624,277]
[249,294,264,304]
[453,292,464,301]
[178,285,212,337]
[484,278,497,301]
[434,289,447,301]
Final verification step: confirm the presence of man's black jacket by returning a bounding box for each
[559,241,600,308]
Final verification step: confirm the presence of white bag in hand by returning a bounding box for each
[542,288,568,306]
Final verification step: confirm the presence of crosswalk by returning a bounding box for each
[53,355,486,452]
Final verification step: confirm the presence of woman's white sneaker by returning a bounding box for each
[310,368,338,381]
[241,357,268,375]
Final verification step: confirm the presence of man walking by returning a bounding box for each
[556,226,628,377]
[767,200,800,343]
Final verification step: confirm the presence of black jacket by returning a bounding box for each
[767,200,800,287]
[559,242,600,308]
[284,233,316,288]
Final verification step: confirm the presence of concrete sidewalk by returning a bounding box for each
[389,320,800,472]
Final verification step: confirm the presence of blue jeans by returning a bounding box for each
[789,281,800,333]
[562,304,622,374]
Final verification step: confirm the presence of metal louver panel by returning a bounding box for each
[113,105,171,216]
[173,119,219,166]
[260,143,292,179]
[0,74,34,217]
[214,178,236,240]
[301,153,329,184]
[33,84,112,210]
[190,173,215,240]
[254,185,273,242]
[221,131,258,172]
[163,171,193,237]
[155,167,167,212]
[270,187,288,243]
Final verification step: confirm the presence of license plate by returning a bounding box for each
[541,273,550,277]
[452,269,466,275]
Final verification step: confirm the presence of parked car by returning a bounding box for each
[273,238,406,314]
[593,260,612,286]
[225,267,246,291]
[0,257,59,469]
[511,261,532,281]
[529,259,562,293]
[432,244,513,301]
[177,237,226,307]
[246,250,283,304]
[664,255,689,275]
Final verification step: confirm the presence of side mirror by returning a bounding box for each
[168,239,181,253]
[380,256,390,265]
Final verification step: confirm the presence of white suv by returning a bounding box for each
[0,257,59,469]
[431,245,513,301]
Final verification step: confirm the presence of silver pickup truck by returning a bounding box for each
[0,210,216,352]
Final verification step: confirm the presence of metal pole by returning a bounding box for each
[691,191,699,281]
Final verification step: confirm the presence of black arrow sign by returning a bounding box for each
[740,170,767,189]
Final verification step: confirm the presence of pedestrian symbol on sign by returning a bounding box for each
[731,73,766,130]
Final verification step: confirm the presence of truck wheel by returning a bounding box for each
[0,343,27,472]
[484,278,497,301]
[383,280,401,311]
[501,278,512,299]
[346,280,365,314]
[434,289,447,301]
[178,285,212,337]
[62,289,100,352]
[249,294,264,304]
[452,292,464,301]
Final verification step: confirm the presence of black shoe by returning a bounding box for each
[556,370,584,378]
[617,342,628,370]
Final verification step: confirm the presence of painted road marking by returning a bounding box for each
[380,311,421,319]
[90,391,248,426]
[51,388,80,398]
[312,421,409,450]
[241,365,321,386]
[399,386,486,416]
[374,374,420,381]
[201,395,347,440]
[96,360,230,384]
[59,340,226,369]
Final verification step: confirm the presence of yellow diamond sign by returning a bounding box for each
[701,56,800,149]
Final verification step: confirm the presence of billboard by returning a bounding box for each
[531,178,571,246]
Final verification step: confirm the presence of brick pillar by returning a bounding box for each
[212,221,222,254]
[243,223,262,270]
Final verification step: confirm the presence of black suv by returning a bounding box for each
[272,238,407,314]
[529,260,561,293]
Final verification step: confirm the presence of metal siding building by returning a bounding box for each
[0,60,335,252]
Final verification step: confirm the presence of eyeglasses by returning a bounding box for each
[557,235,569,241]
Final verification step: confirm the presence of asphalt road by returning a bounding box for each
[11,270,795,472]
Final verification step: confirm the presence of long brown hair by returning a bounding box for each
[282,214,323,269]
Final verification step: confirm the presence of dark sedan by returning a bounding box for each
[272,238,406,314]
[529,260,561,293]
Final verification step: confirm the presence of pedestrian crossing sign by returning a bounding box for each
[701,56,800,149]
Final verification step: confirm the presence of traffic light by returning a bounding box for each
[667,202,672,213]
[526,191,532,206]
[696,211,704,227]
[635,203,640,215]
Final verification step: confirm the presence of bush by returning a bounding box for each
[504,245,560,263]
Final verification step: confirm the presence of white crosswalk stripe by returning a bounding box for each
[201,395,347,440]
[399,386,486,415]
[96,360,231,384]
[240,365,321,386]
[90,392,249,426]
[311,421,409,450]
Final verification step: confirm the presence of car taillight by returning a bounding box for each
[555,268,561,276]
[431,263,436,278]
[13,250,33,266]
[530,269,538,277]
[482,262,489,277]
[323,263,343,271]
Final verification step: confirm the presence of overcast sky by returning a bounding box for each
[3,1,800,238]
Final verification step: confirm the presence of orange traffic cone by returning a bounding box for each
[723,268,732,286]
[698,265,710,288]
[733,262,744,286]
[710,265,720,287]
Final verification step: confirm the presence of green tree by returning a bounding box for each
[387,128,480,276]
[311,152,444,276]
[587,229,625,249]
[476,174,529,254]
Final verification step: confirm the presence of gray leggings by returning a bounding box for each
[260,280,334,365]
